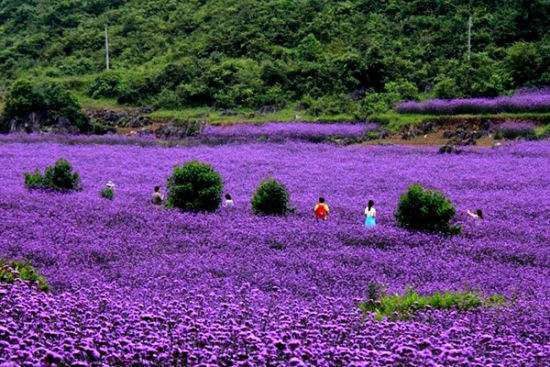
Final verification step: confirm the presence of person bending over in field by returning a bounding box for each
[314,197,330,220]
[223,193,235,208]
[364,200,376,228]
[151,186,164,205]
[466,209,483,221]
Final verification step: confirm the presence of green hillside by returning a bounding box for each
[0,0,548,117]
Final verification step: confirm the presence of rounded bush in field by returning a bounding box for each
[166,161,223,212]
[24,159,81,191]
[251,178,291,215]
[395,183,459,234]
[100,187,114,200]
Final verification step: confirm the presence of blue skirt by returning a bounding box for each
[365,216,376,228]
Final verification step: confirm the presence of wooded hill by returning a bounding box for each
[0,0,548,113]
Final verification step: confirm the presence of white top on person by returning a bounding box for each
[223,193,234,208]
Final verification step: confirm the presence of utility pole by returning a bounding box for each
[467,15,472,61]
[104,25,110,70]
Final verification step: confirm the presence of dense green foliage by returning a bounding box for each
[25,159,81,191]
[2,78,89,131]
[395,184,460,234]
[0,260,49,291]
[359,288,504,320]
[100,186,114,200]
[0,1,547,114]
[252,178,292,215]
[166,161,223,212]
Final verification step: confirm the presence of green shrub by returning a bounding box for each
[87,71,122,99]
[0,260,49,291]
[24,159,81,191]
[24,170,45,189]
[505,42,542,87]
[154,88,181,109]
[305,94,354,117]
[252,178,292,215]
[384,80,419,101]
[359,288,504,320]
[3,78,89,132]
[166,161,223,212]
[395,184,459,234]
[432,77,462,99]
[360,92,393,116]
[100,187,114,200]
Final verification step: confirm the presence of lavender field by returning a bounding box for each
[0,139,549,366]
[396,89,550,115]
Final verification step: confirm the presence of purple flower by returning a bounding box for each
[396,89,550,114]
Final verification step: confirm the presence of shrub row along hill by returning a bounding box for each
[0,1,547,115]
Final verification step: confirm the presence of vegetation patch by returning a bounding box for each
[395,184,460,235]
[0,260,49,292]
[359,287,505,320]
[252,178,293,216]
[2,79,90,133]
[24,159,81,191]
[100,187,114,200]
[166,161,223,212]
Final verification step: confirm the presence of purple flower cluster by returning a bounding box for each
[0,139,548,365]
[396,89,550,114]
[0,132,158,147]
[200,122,377,143]
[495,121,537,139]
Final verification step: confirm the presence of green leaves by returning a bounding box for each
[166,161,223,212]
[359,289,504,321]
[24,159,81,192]
[252,178,292,215]
[395,183,459,235]
[3,78,89,132]
[0,260,49,292]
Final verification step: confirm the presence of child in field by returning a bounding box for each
[364,200,376,228]
[106,180,116,191]
[314,197,330,220]
[151,186,164,205]
[466,209,484,220]
[223,193,235,208]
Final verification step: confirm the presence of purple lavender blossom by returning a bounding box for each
[0,139,548,365]
[200,122,378,142]
[396,89,550,114]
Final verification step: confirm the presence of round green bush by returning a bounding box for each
[395,184,459,234]
[251,178,291,215]
[100,187,114,200]
[166,161,223,212]
[25,159,81,191]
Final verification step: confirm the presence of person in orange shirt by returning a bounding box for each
[314,197,330,220]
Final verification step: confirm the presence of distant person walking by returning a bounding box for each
[466,209,484,221]
[151,186,164,205]
[364,200,376,228]
[223,193,235,208]
[314,197,330,220]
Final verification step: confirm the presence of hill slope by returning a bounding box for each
[0,0,548,112]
